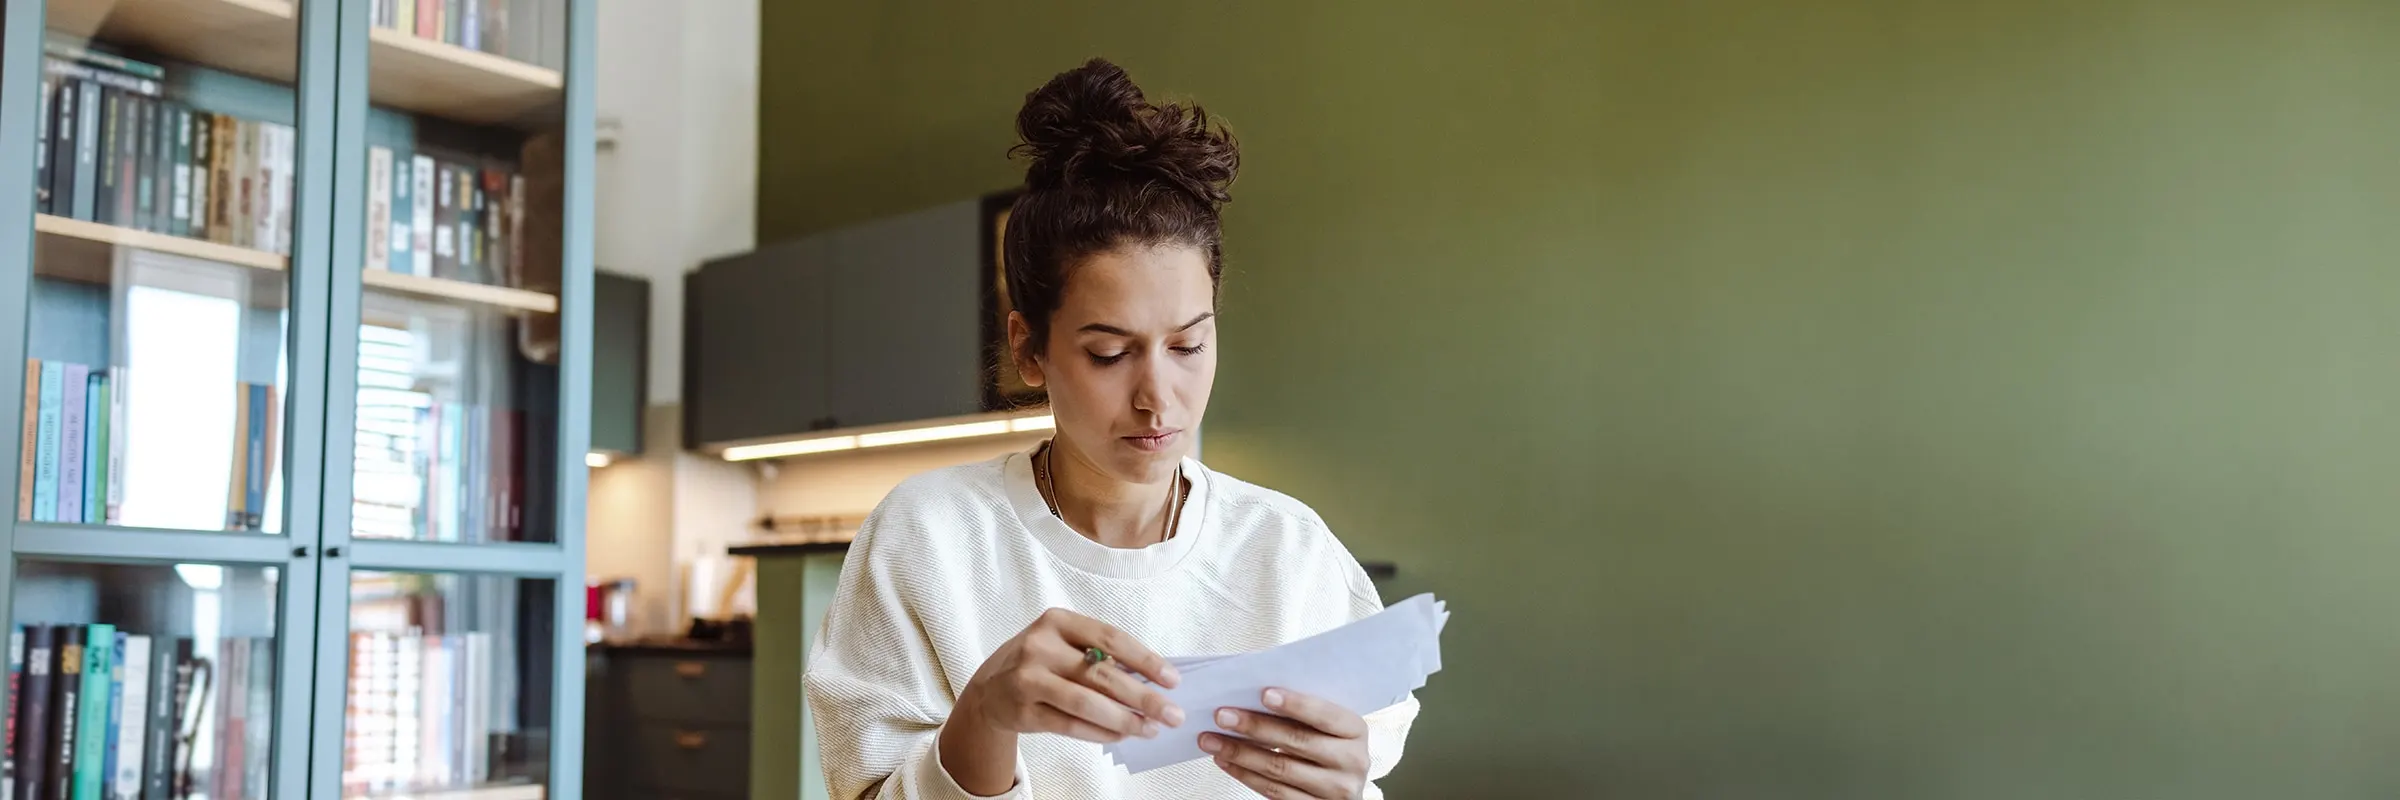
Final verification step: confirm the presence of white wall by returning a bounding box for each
[588,0,761,635]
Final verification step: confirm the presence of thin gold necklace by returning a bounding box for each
[1037,443,1186,544]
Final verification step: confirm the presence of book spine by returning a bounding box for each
[32,363,59,523]
[69,83,97,222]
[389,152,413,270]
[462,0,480,50]
[168,108,190,238]
[270,125,293,256]
[417,0,438,39]
[44,627,78,800]
[240,641,266,800]
[257,386,279,530]
[234,120,256,250]
[160,642,199,800]
[7,627,21,799]
[486,0,509,57]
[224,384,249,531]
[68,624,110,800]
[80,372,101,524]
[506,174,525,287]
[113,95,136,227]
[187,115,210,242]
[54,364,85,525]
[47,82,75,220]
[209,116,233,244]
[94,635,118,800]
[133,643,170,800]
[399,0,416,36]
[213,642,238,800]
[242,383,265,530]
[91,90,117,226]
[460,166,480,282]
[37,77,54,215]
[105,637,142,800]
[249,124,272,254]
[16,627,54,800]
[366,147,391,271]
[482,168,510,284]
[412,156,435,276]
[102,369,123,526]
[432,162,456,279]
[19,361,36,520]
[445,0,461,45]
[131,97,153,232]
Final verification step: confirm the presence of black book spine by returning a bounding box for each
[5,627,20,797]
[133,96,155,232]
[92,90,119,226]
[134,640,173,800]
[36,78,53,215]
[69,81,98,222]
[45,627,81,800]
[15,626,54,800]
[48,80,77,219]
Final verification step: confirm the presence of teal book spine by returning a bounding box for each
[83,373,106,524]
[32,362,62,522]
[69,624,112,800]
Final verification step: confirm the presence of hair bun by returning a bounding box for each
[1014,58,1239,208]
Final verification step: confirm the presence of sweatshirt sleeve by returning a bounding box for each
[1336,530,1420,798]
[803,508,1031,799]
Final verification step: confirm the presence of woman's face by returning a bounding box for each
[1014,244,1218,486]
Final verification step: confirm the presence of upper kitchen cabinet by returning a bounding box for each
[590,270,647,456]
[685,198,987,449]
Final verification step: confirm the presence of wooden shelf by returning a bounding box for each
[33,214,558,314]
[46,0,563,128]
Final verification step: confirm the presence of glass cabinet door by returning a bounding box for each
[322,2,580,799]
[15,0,315,537]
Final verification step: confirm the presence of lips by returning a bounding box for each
[1121,429,1183,451]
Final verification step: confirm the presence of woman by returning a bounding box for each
[805,58,1417,799]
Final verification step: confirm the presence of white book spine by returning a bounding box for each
[104,366,124,524]
[411,155,435,276]
[366,147,392,271]
[111,635,151,800]
[273,125,295,256]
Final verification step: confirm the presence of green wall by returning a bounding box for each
[759,1,2400,796]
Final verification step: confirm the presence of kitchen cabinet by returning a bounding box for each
[592,271,650,455]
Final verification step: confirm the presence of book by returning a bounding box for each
[250,124,273,254]
[19,361,36,520]
[91,90,119,226]
[40,40,162,81]
[484,0,509,57]
[463,0,480,51]
[417,0,439,40]
[268,125,293,255]
[389,151,414,270]
[459,165,480,281]
[213,641,239,800]
[208,115,233,244]
[399,0,416,36]
[32,362,60,523]
[46,627,81,800]
[169,107,191,238]
[506,174,525,287]
[240,640,266,800]
[103,368,124,526]
[135,641,173,800]
[96,634,120,800]
[159,641,202,800]
[70,624,111,800]
[433,162,456,278]
[367,147,392,271]
[412,155,435,276]
[482,168,511,284]
[69,82,98,222]
[112,94,137,227]
[47,81,76,220]
[16,627,55,800]
[55,363,86,525]
[38,77,54,214]
[224,384,249,530]
[131,97,154,232]
[81,371,103,524]
[242,383,267,530]
[187,114,211,242]
[7,627,21,797]
[233,119,256,250]
[108,636,147,800]
[445,0,462,45]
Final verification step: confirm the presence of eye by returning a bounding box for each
[1087,351,1129,366]
[1170,344,1209,357]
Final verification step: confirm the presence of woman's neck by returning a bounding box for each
[1044,439,1177,549]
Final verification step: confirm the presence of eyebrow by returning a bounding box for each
[1078,313,1216,338]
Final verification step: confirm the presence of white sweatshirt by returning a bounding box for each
[804,447,1418,799]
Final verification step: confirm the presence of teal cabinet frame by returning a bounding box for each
[0,0,596,795]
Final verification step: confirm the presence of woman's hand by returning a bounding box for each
[941,608,1184,793]
[1201,688,1371,799]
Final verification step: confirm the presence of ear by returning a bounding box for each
[1007,311,1045,388]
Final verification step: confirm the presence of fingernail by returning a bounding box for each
[1263,689,1286,709]
[1162,705,1186,727]
[1216,708,1240,728]
[1142,722,1161,738]
[1164,665,1182,685]
[1199,734,1223,754]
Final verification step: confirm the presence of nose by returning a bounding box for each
[1130,351,1171,416]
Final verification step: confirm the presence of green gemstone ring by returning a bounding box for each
[1083,646,1109,666]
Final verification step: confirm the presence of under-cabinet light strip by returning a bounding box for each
[721,414,1055,461]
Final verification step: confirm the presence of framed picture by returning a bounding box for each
[980,189,1047,410]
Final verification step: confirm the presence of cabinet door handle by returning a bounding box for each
[673,661,706,678]
[673,730,708,749]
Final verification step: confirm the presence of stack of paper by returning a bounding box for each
[1102,594,1449,774]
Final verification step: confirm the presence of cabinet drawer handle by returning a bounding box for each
[673,661,706,678]
[674,730,709,749]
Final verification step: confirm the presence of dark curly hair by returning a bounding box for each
[1003,58,1240,363]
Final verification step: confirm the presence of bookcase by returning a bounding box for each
[0,0,593,798]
